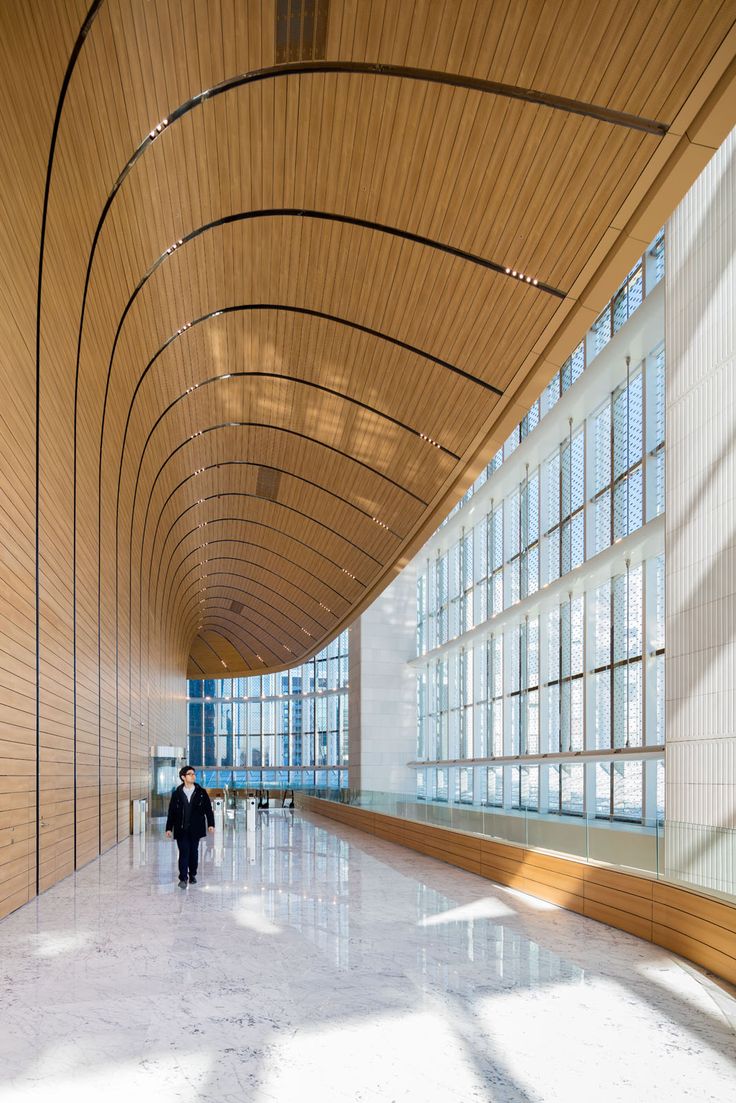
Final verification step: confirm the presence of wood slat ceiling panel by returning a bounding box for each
[328,0,735,122]
[74,74,660,318]
[137,424,419,562]
[113,303,496,473]
[19,0,736,675]
[154,460,398,559]
[168,540,349,629]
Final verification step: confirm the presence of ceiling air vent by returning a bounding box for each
[230,600,243,615]
[275,0,329,63]
[256,466,281,501]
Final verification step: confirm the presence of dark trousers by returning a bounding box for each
[176,832,201,880]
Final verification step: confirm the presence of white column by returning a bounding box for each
[665,126,736,894]
[348,560,418,795]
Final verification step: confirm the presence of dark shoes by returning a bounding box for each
[189,876,197,884]
[178,878,187,888]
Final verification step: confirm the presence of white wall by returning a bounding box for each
[348,561,417,794]
[665,126,736,895]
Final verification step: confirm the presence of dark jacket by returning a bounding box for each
[165,783,214,840]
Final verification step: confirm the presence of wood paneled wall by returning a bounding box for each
[299,796,736,987]
[0,0,186,923]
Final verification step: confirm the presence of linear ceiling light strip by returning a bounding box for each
[137,421,423,652]
[179,586,308,652]
[198,613,307,670]
[191,597,306,656]
[155,533,354,638]
[156,463,405,543]
[167,563,331,660]
[169,552,338,631]
[174,563,332,641]
[160,491,385,567]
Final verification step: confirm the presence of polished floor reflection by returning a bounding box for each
[1,812,734,1102]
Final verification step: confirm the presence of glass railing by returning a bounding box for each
[298,787,736,903]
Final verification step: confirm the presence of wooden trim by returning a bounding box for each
[299,797,736,987]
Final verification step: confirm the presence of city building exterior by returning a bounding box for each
[185,631,349,790]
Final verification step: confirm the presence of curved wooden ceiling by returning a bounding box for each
[20,0,736,677]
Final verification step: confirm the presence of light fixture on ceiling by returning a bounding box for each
[504,266,538,286]
[148,117,169,140]
[418,432,442,449]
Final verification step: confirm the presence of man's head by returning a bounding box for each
[179,766,196,785]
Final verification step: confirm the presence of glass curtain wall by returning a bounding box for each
[415,234,666,827]
[187,631,349,790]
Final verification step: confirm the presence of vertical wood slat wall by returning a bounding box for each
[0,0,182,922]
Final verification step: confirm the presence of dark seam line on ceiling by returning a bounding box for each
[167,518,368,592]
[173,557,336,628]
[156,535,351,640]
[124,372,458,545]
[205,302,499,389]
[189,655,206,676]
[194,60,670,135]
[157,463,406,541]
[136,424,419,688]
[198,614,296,670]
[160,492,384,567]
[194,602,300,662]
[36,0,104,891]
[192,601,305,659]
[136,418,424,628]
[168,556,336,639]
[177,574,323,648]
[165,555,332,638]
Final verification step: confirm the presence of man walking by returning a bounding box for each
[165,766,215,887]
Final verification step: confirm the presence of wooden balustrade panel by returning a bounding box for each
[300,797,736,986]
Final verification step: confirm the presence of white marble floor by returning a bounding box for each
[0,812,734,1103]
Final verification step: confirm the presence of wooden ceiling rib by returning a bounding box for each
[14,0,735,678]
